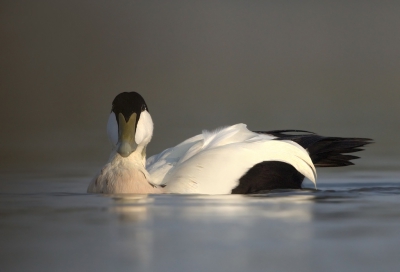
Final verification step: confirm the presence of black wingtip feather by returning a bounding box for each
[256,130,373,168]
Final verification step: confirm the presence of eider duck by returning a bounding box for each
[87,92,372,194]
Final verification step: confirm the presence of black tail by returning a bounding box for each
[255,130,373,167]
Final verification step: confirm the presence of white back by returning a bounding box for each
[146,123,317,193]
[162,139,316,194]
[146,124,261,184]
[146,134,204,185]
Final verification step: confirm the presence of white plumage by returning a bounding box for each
[146,124,316,194]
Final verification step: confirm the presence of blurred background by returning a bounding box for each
[1,0,399,175]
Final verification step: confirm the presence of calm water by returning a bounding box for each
[1,169,400,272]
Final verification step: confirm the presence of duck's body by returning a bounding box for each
[87,92,372,195]
[146,124,317,194]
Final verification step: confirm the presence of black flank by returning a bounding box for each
[232,161,304,194]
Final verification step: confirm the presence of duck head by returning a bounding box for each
[107,92,154,158]
[87,92,161,194]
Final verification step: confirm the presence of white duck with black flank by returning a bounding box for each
[87,92,372,194]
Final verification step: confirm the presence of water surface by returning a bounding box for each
[1,170,400,272]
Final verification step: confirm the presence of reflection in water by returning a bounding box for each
[109,193,317,270]
[111,195,152,222]
[110,193,316,223]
